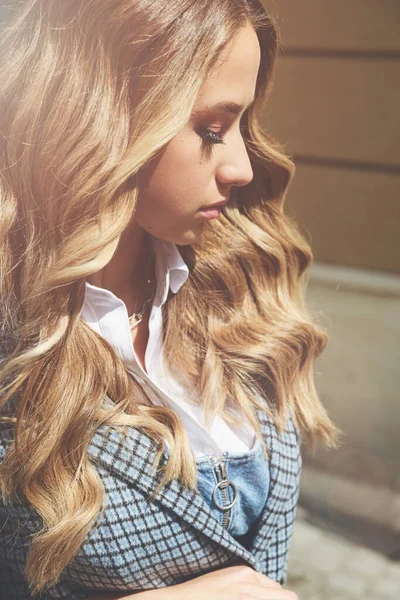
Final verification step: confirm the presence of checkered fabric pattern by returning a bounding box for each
[0,407,302,599]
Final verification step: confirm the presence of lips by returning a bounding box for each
[201,197,230,210]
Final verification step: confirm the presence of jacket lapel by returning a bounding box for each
[88,409,278,568]
[248,410,283,550]
[249,409,301,554]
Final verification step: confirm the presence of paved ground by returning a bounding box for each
[284,506,400,600]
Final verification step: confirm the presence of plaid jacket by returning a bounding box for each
[0,406,302,599]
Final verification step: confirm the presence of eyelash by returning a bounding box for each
[199,130,226,145]
[198,123,248,146]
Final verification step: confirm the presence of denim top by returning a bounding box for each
[195,436,270,549]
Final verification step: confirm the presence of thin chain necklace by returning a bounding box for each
[128,236,156,330]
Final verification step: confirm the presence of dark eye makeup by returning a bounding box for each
[199,129,226,145]
[197,116,249,147]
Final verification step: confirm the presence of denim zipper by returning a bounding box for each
[209,452,238,529]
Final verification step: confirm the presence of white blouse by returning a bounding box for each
[82,235,256,459]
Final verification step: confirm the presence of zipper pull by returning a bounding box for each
[212,457,238,511]
[214,460,229,485]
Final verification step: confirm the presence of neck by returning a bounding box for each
[86,221,152,304]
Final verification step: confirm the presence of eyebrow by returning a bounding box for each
[192,98,255,118]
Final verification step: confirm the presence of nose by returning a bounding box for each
[216,134,254,190]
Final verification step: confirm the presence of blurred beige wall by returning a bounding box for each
[261,1,400,553]
[262,0,400,274]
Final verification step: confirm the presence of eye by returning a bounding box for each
[198,124,248,146]
[196,113,249,147]
[198,128,226,145]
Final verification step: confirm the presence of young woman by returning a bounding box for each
[0,1,339,598]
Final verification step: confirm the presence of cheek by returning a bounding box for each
[138,135,212,213]
[132,125,221,244]
[158,134,209,192]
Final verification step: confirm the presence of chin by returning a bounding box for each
[177,227,207,247]
[158,222,206,247]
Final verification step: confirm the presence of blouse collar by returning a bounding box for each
[84,235,190,309]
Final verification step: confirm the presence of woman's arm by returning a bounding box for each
[85,566,298,600]
[86,593,143,599]
[86,592,148,600]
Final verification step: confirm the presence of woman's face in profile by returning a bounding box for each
[134,24,261,246]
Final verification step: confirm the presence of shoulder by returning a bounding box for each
[0,423,88,598]
[0,421,155,597]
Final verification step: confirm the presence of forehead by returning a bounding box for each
[194,25,261,111]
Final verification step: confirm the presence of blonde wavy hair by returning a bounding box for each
[0,0,340,593]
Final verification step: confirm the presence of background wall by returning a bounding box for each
[261,0,400,557]
[263,0,400,274]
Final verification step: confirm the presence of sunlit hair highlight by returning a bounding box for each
[0,0,340,593]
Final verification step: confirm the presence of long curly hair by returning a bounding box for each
[0,0,340,593]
